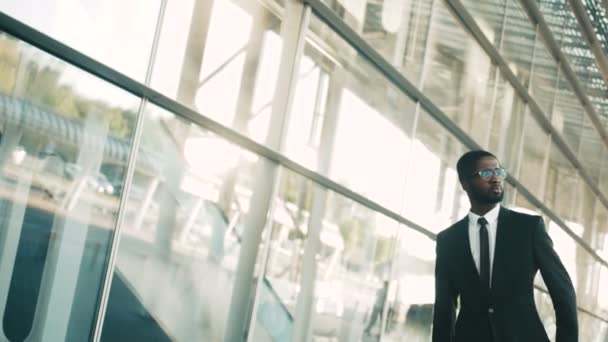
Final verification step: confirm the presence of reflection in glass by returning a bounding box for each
[553,72,584,154]
[518,111,549,199]
[101,104,263,341]
[252,169,317,341]
[538,0,596,94]
[577,117,604,184]
[309,191,398,340]
[461,0,505,47]
[290,15,417,213]
[488,76,526,171]
[0,33,138,341]
[402,111,469,232]
[545,145,579,228]
[150,0,285,144]
[529,40,558,117]
[501,0,535,87]
[383,227,435,341]
[0,0,161,81]
[422,0,496,146]
[537,289,608,342]
[543,216,607,321]
[319,0,436,85]
[256,168,401,341]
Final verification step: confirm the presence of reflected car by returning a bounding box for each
[64,163,114,195]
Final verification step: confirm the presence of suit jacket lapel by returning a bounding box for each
[491,206,510,292]
[456,217,480,286]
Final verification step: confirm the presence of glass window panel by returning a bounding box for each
[489,76,526,171]
[534,290,557,337]
[599,266,608,312]
[578,310,608,342]
[150,0,285,144]
[511,191,542,216]
[600,147,608,197]
[518,112,550,199]
[529,218,601,332]
[402,110,469,233]
[572,244,602,315]
[543,222,584,308]
[577,116,604,184]
[422,0,497,146]
[538,0,596,92]
[460,0,506,47]
[257,167,404,341]
[574,182,596,237]
[290,15,417,212]
[594,204,608,260]
[586,66,607,106]
[501,0,536,87]
[553,71,585,154]
[538,0,568,46]
[502,182,518,209]
[0,33,139,341]
[101,104,269,341]
[310,191,399,340]
[318,0,433,85]
[382,226,435,341]
[537,288,608,342]
[530,39,559,117]
[534,242,608,341]
[250,168,320,342]
[0,0,161,81]
[545,145,580,227]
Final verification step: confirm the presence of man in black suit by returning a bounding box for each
[432,150,578,342]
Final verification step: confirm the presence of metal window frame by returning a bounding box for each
[302,0,608,321]
[87,0,168,340]
[2,0,608,328]
[442,0,608,259]
[519,0,608,190]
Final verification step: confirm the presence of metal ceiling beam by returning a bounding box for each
[567,0,608,78]
[520,0,608,159]
[302,0,608,275]
[444,0,608,270]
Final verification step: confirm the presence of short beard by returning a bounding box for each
[470,190,504,205]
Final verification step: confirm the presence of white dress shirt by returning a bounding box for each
[468,205,500,284]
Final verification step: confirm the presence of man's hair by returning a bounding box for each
[456,150,497,181]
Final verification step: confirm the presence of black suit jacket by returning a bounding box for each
[432,207,578,342]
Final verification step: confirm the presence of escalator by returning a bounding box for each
[1,195,294,341]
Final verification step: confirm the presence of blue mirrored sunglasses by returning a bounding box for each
[471,167,507,180]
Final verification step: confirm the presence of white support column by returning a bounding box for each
[133,177,160,231]
[290,69,342,342]
[0,167,33,342]
[179,196,203,243]
[28,112,109,342]
[224,1,310,341]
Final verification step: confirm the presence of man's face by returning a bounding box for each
[463,156,504,204]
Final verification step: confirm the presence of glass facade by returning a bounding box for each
[0,0,607,341]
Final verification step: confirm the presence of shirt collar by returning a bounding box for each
[468,205,501,226]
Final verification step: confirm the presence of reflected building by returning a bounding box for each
[0,0,607,341]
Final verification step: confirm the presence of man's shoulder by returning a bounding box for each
[437,217,467,241]
[501,206,543,223]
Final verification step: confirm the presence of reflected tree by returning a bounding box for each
[0,34,136,141]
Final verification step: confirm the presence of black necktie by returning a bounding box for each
[478,217,490,292]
